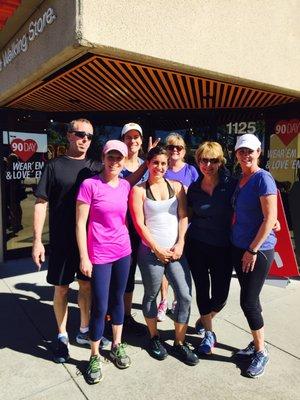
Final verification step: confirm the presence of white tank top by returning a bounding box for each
[143,195,179,248]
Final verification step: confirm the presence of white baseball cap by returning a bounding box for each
[235,134,261,151]
[121,122,143,137]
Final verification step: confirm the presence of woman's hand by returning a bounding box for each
[147,136,161,152]
[273,219,281,232]
[153,246,173,264]
[80,257,93,278]
[242,251,257,273]
[170,241,184,261]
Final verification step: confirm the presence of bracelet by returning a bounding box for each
[247,248,258,255]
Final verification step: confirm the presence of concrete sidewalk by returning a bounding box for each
[0,258,299,400]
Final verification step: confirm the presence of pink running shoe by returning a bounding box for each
[157,299,168,322]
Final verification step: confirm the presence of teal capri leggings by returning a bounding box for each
[138,244,192,324]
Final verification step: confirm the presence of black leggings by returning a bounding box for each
[232,246,274,331]
[125,224,140,293]
[185,238,233,316]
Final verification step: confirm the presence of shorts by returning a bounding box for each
[46,242,90,286]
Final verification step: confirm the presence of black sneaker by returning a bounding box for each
[110,343,131,369]
[173,342,199,366]
[86,355,103,384]
[148,336,168,360]
[53,336,70,363]
[123,314,147,336]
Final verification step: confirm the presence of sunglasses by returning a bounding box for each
[199,158,220,165]
[70,130,93,141]
[166,144,184,152]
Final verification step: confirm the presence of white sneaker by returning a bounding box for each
[157,300,168,322]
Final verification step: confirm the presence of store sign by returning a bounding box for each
[267,119,300,181]
[0,7,56,72]
[3,131,47,180]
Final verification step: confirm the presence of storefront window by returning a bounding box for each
[2,130,48,254]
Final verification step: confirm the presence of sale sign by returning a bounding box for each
[10,138,38,161]
[267,119,300,184]
[269,191,299,277]
[3,131,47,181]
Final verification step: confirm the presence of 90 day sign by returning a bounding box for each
[3,131,47,181]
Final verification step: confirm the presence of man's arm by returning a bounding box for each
[32,197,47,270]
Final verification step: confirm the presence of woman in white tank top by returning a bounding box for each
[129,146,199,366]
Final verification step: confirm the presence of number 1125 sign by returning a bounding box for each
[226,121,257,135]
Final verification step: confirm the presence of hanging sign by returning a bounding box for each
[3,131,47,180]
[267,119,300,183]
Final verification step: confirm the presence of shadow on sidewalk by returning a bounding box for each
[0,281,81,364]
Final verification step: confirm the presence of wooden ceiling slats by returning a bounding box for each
[29,89,80,111]
[132,66,165,109]
[191,77,201,109]
[94,58,146,109]
[6,54,297,112]
[75,67,134,110]
[165,73,185,108]
[126,63,163,109]
[156,70,178,108]
[91,60,146,109]
[117,62,158,110]
[177,75,191,109]
[231,86,243,108]
[50,75,112,111]
[186,77,196,108]
[220,82,229,108]
[67,69,124,110]
[143,67,173,109]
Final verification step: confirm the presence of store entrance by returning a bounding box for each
[1,116,69,260]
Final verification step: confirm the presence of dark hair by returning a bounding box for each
[146,145,168,162]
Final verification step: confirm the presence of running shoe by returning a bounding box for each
[86,355,103,384]
[195,320,205,337]
[235,341,256,357]
[198,331,216,355]
[246,349,269,378]
[157,299,168,322]
[76,331,111,349]
[148,336,168,360]
[100,336,111,349]
[173,342,199,366]
[76,331,90,345]
[53,336,70,363]
[110,343,131,369]
[123,314,147,336]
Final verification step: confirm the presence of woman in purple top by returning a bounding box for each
[158,133,199,321]
[164,133,199,190]
[231,134,277,379]
[76,140,132,384]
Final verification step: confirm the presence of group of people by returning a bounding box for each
[32,118,278,384]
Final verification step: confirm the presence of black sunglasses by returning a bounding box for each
[70,130,93,140]
[199,158,220,165]
[166,144,184,151]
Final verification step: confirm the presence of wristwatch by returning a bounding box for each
[247,248,258,255]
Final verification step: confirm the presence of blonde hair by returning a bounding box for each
[195,141,226,165]
[165,133,186,149]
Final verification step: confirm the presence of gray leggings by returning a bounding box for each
[138,244,192,324]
